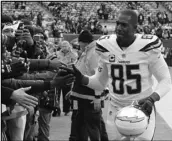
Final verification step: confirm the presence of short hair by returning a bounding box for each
[119,9,138,26]
[59,40,72,50]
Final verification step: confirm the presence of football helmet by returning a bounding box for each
[115,104,149,137]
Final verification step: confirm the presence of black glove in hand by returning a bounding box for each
[72,64,85,84]
[138,93,160,117]
[51,74,75,88]
[57,68,71,76]
[59,64,88,85]
[2,60,27,79]
[138,97,154,117]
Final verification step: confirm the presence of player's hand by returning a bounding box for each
[59,66,75,75]
[51,74,75,88]
[138,93,160,116]
[138,97,154,116]
[10,87,38,109]
[60,64,87,85]
[57,68,73,76]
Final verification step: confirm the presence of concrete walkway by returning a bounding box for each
[50,102,172,140]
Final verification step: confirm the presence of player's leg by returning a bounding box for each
[106,102,123,140]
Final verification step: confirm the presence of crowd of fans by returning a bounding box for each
[2,2,80,141]
[162,2,172,13]
[39,2,103,34]
[1,1,172,141]
[38,1,172,40]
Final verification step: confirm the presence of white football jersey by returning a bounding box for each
[95,34,163,106]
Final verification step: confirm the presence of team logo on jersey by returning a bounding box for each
[109,54,115,62]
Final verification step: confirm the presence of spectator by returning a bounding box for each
[103,25,108,35]
[138,13,144,25]
[143,25,151,34]
[55,41,78,116]
[37,12,43,27]
[97,7,103,19]
[103,7,109,20]
[162,29,171,39]
[156,26,163,38]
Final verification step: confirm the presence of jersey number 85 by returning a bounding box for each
[111,64,141,95]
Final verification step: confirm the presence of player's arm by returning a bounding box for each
[86,61,109,91]
[138,37,172,116]
[149,51,172,99]
[86,38,110,90]
[71,61,109,92]
[140,35,171,100]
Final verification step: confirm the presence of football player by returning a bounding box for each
[62,9,172,140]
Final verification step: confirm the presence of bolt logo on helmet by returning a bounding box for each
[117,116,145,123]
[115,104,149,137]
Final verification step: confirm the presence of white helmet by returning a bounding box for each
[115,105,149,137]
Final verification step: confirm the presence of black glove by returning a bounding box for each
[138,93,160,116]
[59,64,88,85]
[57,68,73,76]
[72,64,85,84]
[2,60,27,79]
[51,73,75,88]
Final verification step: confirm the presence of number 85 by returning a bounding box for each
[111,64,141,95]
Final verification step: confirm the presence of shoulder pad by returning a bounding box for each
[95,35,114,53]
[139,35,162,52]
[98,35,111,41]
[95,42,109,53]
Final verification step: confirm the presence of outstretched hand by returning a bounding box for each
[49,58,67,71]
[10,87,38,109]
[59,64,84,84]
[51,73,75,88]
